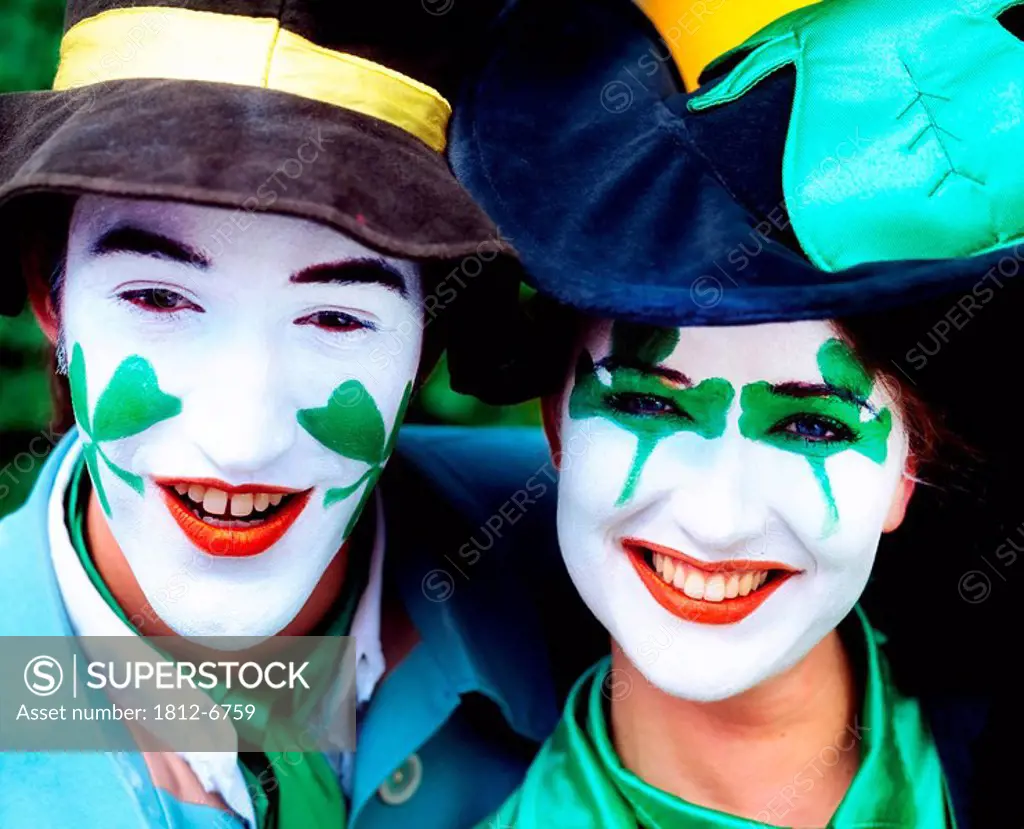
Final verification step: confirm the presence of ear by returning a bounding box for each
[23,244,60,345]
[541,392,564,471]
[882,459,917,533]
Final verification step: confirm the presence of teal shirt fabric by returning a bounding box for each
[0,426,597,829]
[483,608,952,829]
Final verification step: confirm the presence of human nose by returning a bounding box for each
[182,338,297,477]
[667,437,771,555]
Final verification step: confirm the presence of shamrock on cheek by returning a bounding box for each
[69,343,183,517]
[297,380,413,538]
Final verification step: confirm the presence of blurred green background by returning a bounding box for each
[0,0,539,518]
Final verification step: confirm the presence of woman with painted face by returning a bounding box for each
[0,1,599,827]
[449,0,1023,825]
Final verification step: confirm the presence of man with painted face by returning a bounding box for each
[0,1,597,827]
[450,0,1024,825]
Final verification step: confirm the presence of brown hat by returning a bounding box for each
[0,0,520,337]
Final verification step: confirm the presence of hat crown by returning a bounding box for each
[691,0,1024,271]
[63,0,497,96]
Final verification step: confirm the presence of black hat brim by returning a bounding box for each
[449,0,1023,401]
[0,78,517,313]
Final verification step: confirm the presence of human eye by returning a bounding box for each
[772,414,856,444]
[606,392,691,419]
[118,287,202,314]
[294,310,378,334]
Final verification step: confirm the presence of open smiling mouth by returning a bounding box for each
[623,539,801,625]
[158,479,312,558]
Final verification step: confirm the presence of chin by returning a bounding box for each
[638,654,780,703]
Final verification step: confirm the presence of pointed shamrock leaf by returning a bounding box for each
[69,343,92,436]
[68,344,183,517]
[297,380,387,467]
[308,380,414,528]
[381,381,413,461]
[82,443,111,517]
[323,469,375,509]
[100,450,145,495]
[91,355,183,442]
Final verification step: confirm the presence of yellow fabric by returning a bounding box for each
[52,6,452,151]
[635,0,820,90]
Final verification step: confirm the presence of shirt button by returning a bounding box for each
[377,753,423,806]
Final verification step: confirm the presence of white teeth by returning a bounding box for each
[230,493,254,517]
[683,570,706,600]
[175,483,288,518]
[202,488,228,516]
[644,548,783,603]
[672,564,687,589]
[704,575,726,602]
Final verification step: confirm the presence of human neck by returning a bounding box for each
[84,490,347,637]
[610,629,858,826]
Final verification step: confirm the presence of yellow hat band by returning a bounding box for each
[52,6,452,152]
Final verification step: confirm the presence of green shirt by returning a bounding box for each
[482,607,952,828]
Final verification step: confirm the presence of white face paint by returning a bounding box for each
[556,319,909,701]
[61,196,424,640]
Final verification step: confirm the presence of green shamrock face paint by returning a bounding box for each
[69,342,182,516]
[556,319,910,704]
[565,324,899,533]
[568,323,734,505]
[739,339,892,535]
[60,195,426,643]
[298,380,413,537]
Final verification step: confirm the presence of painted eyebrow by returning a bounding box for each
[770,381,877,414]
[91,225,210,268]
[595,356,692,387]
[290,259,408,297]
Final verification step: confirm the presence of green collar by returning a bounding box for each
[487,607,952,829]
[64,454,368,828]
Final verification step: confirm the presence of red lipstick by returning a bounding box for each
[158,478,311,558]
[624,539,800,625]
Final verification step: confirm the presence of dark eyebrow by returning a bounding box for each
[91,226,210,268]
[595,357,692,388]
[771,381,876,414]
[290,259,408,296]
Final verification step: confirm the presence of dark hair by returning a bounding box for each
[832,316,960,481]
[834,288,1024,697]
[15,195,75,434]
